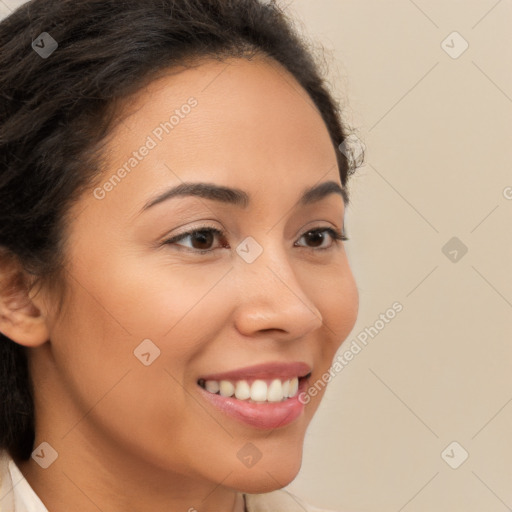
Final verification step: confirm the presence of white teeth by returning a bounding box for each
[250,380,268,402]
[235,380,251,400]
[205,380,220,394]
[267,379,283,402]
[289,377,299,398]
[219,380,235,397]
[200,376,303,402]
[281,379,290,398]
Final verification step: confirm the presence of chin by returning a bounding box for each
[228,454,303,494]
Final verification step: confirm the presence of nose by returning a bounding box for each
[232,241,324,340]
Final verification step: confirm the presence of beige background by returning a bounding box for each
[1,1,511,511]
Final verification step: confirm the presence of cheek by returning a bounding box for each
[76,244,230,340]
[311,259,359,354]
[48,278,211,469]
[51,252,230,407]
[298,265,358,418]
[336,271,359,342]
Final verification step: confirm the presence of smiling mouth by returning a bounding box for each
[197,373,312,403]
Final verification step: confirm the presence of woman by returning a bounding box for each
[0,0,360,510]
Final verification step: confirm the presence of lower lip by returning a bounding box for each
[197,377,309,430]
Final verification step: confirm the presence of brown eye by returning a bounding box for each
[304,230,326,248]
[189,230,216,250]
[295,227,347,250]
[163,227,228,253]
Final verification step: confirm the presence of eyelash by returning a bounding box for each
[162,225,348,255]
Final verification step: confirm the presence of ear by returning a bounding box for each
[0,250,50,347]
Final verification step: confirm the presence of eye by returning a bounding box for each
[162,225,348,254]
[163,226,228,253]
[294,227,348,250]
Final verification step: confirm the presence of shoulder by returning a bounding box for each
[243,488,355,512]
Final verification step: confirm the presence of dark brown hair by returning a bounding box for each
[0,0,360,461]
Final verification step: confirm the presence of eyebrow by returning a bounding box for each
[140,179,348,213]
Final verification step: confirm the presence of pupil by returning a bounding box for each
[192,230,214,249]
[308,231,323,247]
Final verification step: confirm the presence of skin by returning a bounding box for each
[0,55,359,512]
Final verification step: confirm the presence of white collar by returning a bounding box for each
[0,450,49,512]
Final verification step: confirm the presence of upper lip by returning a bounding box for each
[198,361,312,382]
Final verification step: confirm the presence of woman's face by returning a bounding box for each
[34,56,359,494]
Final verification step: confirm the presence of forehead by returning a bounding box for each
[81,56,340,222]
[107,55,336,168]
